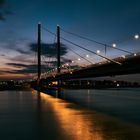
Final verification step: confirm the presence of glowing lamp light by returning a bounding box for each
[134,53,137,56]
[117,83,120,87]
[52,81,58,85]
[70,71,73,74]
[78,58,81,61]
[86,55,89,57]
[112,43,116,48]
[97,50,100,54]
[121,55,125,58]
[134,34,139,39]
[72,61,74,63]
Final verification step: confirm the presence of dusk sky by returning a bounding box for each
[0,0,140,81]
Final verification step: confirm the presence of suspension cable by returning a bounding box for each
[42,26,56,36]
[41,25,121,65]
[67,47,94,65]
[61,28,133,55]
[61,37,121,65]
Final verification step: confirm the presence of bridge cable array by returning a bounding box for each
[60,36,122,65]
[67,47,94,65]
[41,26,122,65]
[42,25,93,65]
[60,28,134,55]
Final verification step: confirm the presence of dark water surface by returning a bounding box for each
[62,88,140,124]
[0,89,140,140]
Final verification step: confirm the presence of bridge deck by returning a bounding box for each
[46,55,140,81]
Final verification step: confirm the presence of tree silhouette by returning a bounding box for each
[0,0,11,20]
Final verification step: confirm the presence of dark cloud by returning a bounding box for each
[0,0,6,20]
[5,57,79,75]
[9,55,34,64]
[29,43,68,57]
[11,68,37,74]
[7,63,28,68]
[0,54,6,56]
[6,63,50,74]
[0,70,7,74]
[0,0,5,6]
[0,0,12,21]
[16,49,29,54]
[4,10,13,15]
[0,13,5,20]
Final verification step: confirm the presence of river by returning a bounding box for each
[0,88,140,140]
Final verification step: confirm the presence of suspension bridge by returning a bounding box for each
[31,23,140,87]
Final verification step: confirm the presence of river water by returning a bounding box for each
[0,88,140,140]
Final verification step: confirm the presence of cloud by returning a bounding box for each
[6,63,51,74]
[29,43,68,57]
[0,54,6,56]
[0,0,12,21]
[7,55,34,64]
[5,56,77,75]
[0,41,68,62]
[0,0,5,6]
[16,48,29,54]
[0,13,5,20]
[0,0,6,20]
[7,63,27,68]
[0,70,8,74]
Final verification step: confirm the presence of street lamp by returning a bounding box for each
[112,43,116,48]
[134,34,139,39]
[121,55,125,58]
[97,50,100,54]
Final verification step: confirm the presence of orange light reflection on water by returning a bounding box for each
[40,92,104,140]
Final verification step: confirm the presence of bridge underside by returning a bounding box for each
[46,55,140,81]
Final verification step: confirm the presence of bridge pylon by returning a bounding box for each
[37,23,41,87]
[57,25,61,74]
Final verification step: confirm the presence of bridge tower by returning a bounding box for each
[56,25,61,91]
[37,23,41,86]
[57,25,61,73]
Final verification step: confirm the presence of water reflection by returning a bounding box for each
[39,92,102,140]
[0,90,140,140]
[36,91,140,140]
